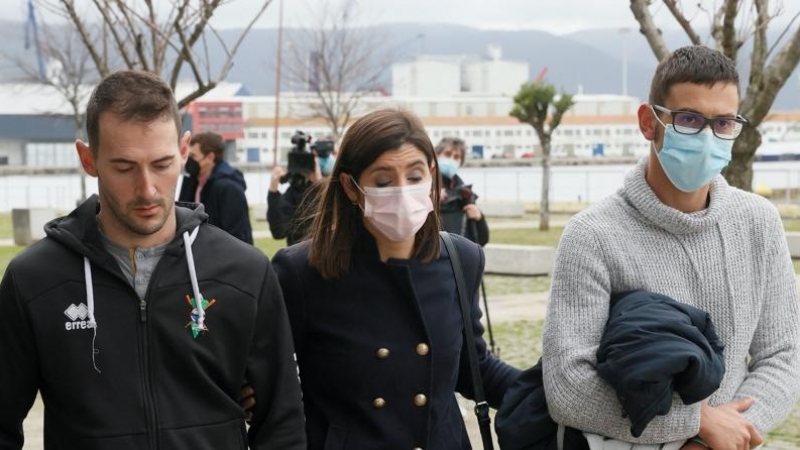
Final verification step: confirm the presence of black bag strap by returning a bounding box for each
[439,231,494,450]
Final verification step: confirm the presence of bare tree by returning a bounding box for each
[630,0,800,190]
[3,6,98,202]
[38,0,272,108]
[282,0,391,139]
[511,81,575,231]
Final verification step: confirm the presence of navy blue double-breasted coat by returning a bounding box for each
[272,229,520,450]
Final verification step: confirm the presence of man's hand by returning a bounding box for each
[464,204,482,220]
[698,398,763,450]
[270,166,287,192]
[240,385,256,421]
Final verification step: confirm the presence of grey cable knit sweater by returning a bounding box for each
[542,156,800,444]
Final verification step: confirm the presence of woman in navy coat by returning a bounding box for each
[271,109,520,449]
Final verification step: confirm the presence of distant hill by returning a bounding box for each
[0,20,798,109]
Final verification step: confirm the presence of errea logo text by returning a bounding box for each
[64,303,90,331]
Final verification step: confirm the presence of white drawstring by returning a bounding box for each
[83,257,101,374]
[183,227,205,331]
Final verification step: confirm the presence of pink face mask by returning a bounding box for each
[351,176,434,242]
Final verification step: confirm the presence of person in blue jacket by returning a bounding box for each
[272,108,520,449]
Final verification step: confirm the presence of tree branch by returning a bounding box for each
[89,0,136,69]
[212,0,272,82]
[740,26,800,125]
[767,10,800,60]
[663,0,702,45]
[720,0,741,61]
[169,0,220,90]
[749,0,770,88]
[630,0,671,61]
[57,0,109,75]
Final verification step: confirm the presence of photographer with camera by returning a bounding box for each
[267,131,335,245]
[436,137,489,246]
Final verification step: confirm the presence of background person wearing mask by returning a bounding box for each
[271,109,519,449]
[436,137,489,246]
[178,131,253,244]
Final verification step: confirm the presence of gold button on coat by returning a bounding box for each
[413,448,424,450]
[416,343,430,356]
[372,397,386,409]
[376,348,390,359]
[413,394,427,407]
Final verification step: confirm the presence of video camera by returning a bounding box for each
[280,131,314,186]
[454,184,477,206]
[280,131,336,189]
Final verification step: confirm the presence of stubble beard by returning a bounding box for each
[102,191,173,237]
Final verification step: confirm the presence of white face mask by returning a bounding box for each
[351,176,434,242]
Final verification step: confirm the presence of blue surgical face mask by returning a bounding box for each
[653,109,733,193]
[318,155,335,176]
[438,157,459,179]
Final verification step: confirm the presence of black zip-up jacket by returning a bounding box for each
[0,196,306,450]
[179,159,253,244]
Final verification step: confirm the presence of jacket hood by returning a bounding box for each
[210,160,247,190]
[44,195,209,264]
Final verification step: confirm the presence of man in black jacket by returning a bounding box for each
[178,131,253,244]
[0,70,305,450]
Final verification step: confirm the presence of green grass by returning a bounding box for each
[0,246,23,275]
[0,213,11,240]
[489,226,564,247]
[493,319,544,369]
[484,274,550,296]
[254,238,287,259]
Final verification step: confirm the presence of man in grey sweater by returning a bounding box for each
[543,46,800,450]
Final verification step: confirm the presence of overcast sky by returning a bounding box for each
[0,0,796,35]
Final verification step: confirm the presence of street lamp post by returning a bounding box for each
[620,27,630,97]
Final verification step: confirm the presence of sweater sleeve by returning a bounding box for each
[735,216,800,433]
[542,218,701,443]
[0,268,40,450]
[245,260,306,449]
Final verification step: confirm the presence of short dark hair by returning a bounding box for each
[649,45,740,107]
[307,109,441,280]
[435,137,467,166]
[86,70,181,156]
[190,132,225,161]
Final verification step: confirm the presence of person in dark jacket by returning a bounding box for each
[267,164,318,245]
[267,139,334,245]
[436,137,489,246]
[178,131,253,244]
[0,70,305,450]
[272,109,520,449]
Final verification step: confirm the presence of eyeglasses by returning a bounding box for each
[652,105,747,140]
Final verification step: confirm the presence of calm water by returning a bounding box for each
[2,161,800,212]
